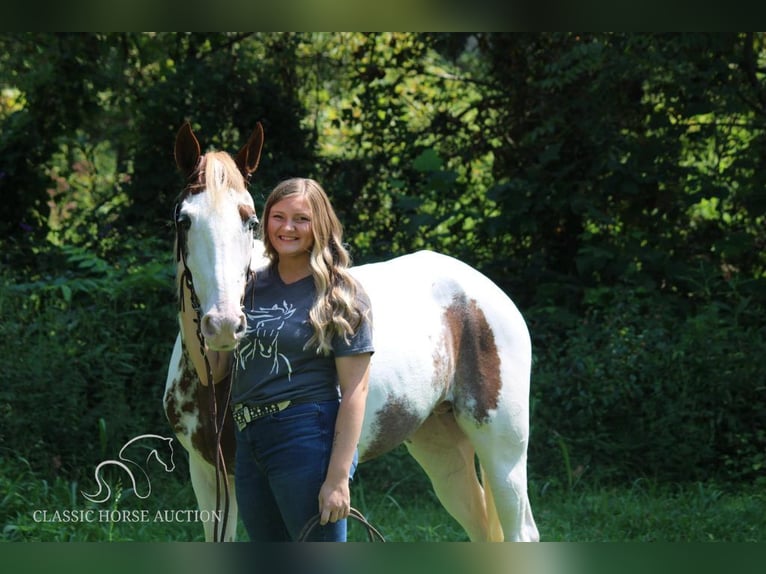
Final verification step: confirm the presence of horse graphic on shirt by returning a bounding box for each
[237,301,295,379]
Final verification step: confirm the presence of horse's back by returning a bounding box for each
[352,250,530,362]
[350,250,531,460]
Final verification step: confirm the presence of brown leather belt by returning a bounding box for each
[232,400,291,431]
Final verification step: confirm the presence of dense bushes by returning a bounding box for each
[528,283,766,487]
[0,238,177,480]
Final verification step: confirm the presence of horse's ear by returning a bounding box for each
[235,122,264,179]
[175,121,201,179]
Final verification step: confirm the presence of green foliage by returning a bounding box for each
[0,33,118,235]
[529,283,766,486]
[0,237,176,479]
[302,33,499,263]
[532,478,766,542]
[0,33,317,239]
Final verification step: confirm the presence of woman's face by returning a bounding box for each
[267,194,314,261]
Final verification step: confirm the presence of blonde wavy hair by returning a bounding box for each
[260,178,368,355]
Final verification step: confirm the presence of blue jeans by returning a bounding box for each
[234,400,357,542]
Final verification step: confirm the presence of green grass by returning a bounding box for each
[350,476,467,542]
[532,479,766,542]
[3,453,765,542]
[1,454,206,542]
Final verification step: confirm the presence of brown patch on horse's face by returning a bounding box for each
[361,396,423,462]
[442,294,502,425]
[238,203,255,222]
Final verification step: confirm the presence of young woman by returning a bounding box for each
[229,177,373,541]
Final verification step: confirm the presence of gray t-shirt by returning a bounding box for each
[231,264,374,406]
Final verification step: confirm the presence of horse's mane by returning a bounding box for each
[183,151,248,208]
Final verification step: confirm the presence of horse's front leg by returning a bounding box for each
[188,453,238,542]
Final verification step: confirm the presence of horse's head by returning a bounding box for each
[151,436,176,473]
[174,122,264,351]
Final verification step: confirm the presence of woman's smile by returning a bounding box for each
[268,195,314,260]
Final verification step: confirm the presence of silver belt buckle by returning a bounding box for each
[232,403,247,431]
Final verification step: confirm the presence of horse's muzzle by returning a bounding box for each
[201,310,247,350]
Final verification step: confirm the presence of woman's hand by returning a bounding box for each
[318,475,351,524]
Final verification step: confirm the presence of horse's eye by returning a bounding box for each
[247,216,259,231]
[177,213,191,230]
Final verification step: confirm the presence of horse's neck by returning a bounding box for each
[121,435,165,457]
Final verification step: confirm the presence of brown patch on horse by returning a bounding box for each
[189,374,236,470]
[443,294,502,424]
[238,203,255,222]
[361,396,423,462]
[163,385,184,434]
[164,351,194,434]
[165,348,236,470]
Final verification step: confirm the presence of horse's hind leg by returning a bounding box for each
[463,417,539,542]
[188,454,238,542]
[404,410,496,541]
[480,464,504,541]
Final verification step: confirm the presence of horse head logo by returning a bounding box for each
[237,301,296,379]
[81,434,176,504]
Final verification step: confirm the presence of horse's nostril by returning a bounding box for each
[235,314,247,335]
[201,314,217,338]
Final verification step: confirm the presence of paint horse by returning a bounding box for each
[163,123,539,542]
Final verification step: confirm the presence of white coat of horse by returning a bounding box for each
[163,123,539,542]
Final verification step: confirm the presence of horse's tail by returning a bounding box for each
[480,463,505,542]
